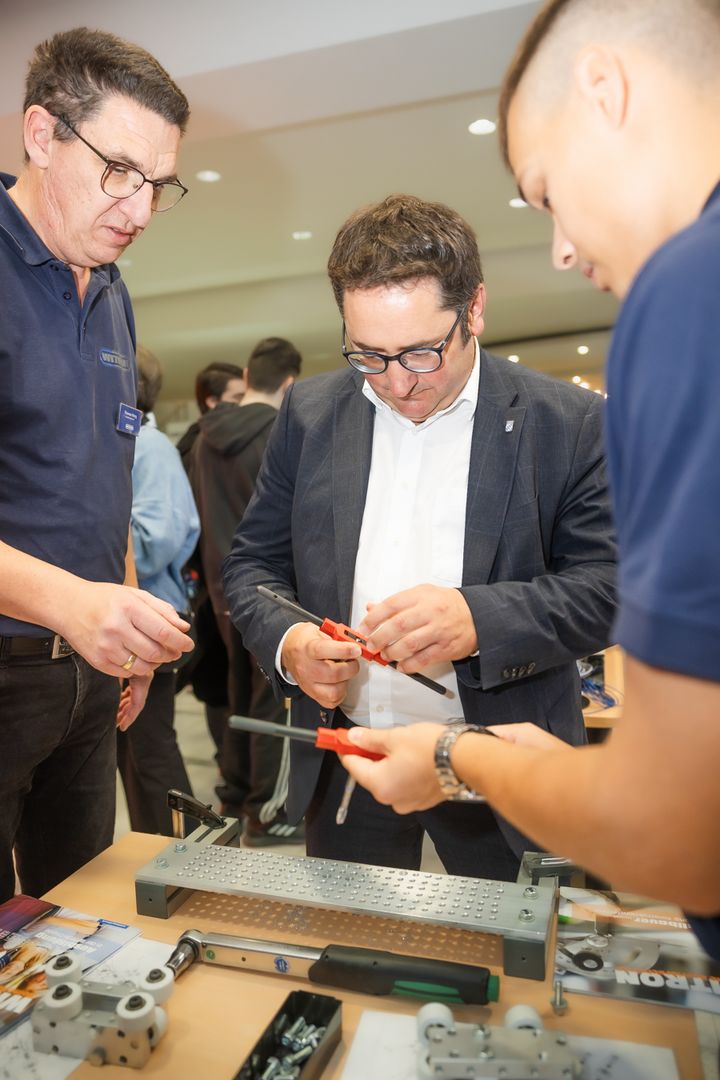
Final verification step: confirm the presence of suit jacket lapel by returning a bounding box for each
[332,377,374,620]
[463,351,526,585]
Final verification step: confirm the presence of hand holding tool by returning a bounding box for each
[257,585,448,696]
[229,714,384,760]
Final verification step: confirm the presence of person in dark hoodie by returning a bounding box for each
[191,337,302,844]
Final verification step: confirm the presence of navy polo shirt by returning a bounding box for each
[605,181,720,959]
[0,172,137,636]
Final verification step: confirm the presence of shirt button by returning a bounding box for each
[63,291,72,300]
[502,668,511,680]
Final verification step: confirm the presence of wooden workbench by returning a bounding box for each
[40,832,704,1078]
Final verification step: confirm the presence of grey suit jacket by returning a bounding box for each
[223,350,617,855]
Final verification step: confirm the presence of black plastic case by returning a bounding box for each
[232,989,342,1080]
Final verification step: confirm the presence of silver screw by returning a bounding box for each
[155,857,169,868]
[523,886,538,898]
[282,1044,313,1067]
[174,842,187,853]
[518,908,535,922]
[280,1016,306,1047]
[551,977,568,1016]
[260,1056,281,1080]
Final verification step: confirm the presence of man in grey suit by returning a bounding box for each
[223,194,616,880]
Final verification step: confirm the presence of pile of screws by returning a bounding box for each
[257,1015,327,1080]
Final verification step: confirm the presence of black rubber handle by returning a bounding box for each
[307,945,499,1004]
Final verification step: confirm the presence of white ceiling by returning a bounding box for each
[1,0,616,404]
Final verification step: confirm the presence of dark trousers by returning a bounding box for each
[306,735,521,881]
[0,654,119,903]
[216,616,287,824]
[117,668,193,835]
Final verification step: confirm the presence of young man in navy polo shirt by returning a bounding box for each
[344,0,720,957]
[0,29,193,900]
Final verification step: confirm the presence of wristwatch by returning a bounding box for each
[434,722,495,802]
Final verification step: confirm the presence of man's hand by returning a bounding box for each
[56,582,193,678]
[281,622,361,709]
[116,674,153,731]
[357,584,477,672]
[343,723,448,813]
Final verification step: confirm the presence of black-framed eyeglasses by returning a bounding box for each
[342,303,468,375]
[55,114,188,213]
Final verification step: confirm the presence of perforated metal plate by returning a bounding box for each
[136,841,553,946]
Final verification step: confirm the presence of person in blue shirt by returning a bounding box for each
[118,347,200,834]
[343,0,720,958]
[0,29,193,900]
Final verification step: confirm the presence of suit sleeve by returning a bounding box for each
[221,386,305,701]
[456,396,617,691]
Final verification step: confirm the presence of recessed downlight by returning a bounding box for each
[577,344,590,355]
[509,197,528,209]
[468,118,496,135]
[572,375,582,384]
[292,230,313,241]
[508,354,520,363]
[196,169,222,183]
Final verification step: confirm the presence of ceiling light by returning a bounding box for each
[292,230,313,241]
[468,118,496,136]
[580,381,590,389]
[577,344,589,355]
[196,170,222,183]
[509,197,528,209]
[572,376,582,384]
[507,354,520,363]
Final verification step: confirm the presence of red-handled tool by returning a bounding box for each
[257,585,448,697]
[228,715,384,760]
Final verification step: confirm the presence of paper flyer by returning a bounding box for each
[555,887,720,1013]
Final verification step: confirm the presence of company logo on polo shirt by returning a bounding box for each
[99,348,131,371]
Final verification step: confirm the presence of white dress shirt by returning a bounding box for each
[277,343,480,727]
[341,343,480,728]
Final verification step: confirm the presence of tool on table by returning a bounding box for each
[257,585,448,696]
[164,928,500,1005]
[136,833,554,979]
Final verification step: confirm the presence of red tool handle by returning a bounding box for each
[319,617,389,666]
[314,727,384,761]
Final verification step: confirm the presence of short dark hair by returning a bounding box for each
[327,194,483,343]
[24,27,190,142]
[194,363,245,413]
[247,338,302,394]
[136,346,163,414]
[497,0,574,167]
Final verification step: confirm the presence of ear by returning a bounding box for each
[574,45,629,130]
[204,394,219,410]
[467,284,486,338]
[23,106,58,170]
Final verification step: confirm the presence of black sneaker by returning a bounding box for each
[241,818,305,848]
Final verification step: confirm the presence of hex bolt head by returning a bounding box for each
[518,908,535,922]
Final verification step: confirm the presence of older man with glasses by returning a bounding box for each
[223,193,617,880]
[0,28,193,901]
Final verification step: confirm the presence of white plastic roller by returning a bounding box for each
[41,981,83,1021]
[115,991,156,1032]
[44,952,83,986]
[504,1003,543,1030]
[137,966,174,1003]
[416,1002,455,1045]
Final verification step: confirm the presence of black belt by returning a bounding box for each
[0,634,75,661]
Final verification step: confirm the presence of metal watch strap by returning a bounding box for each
[434,723,493,802]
